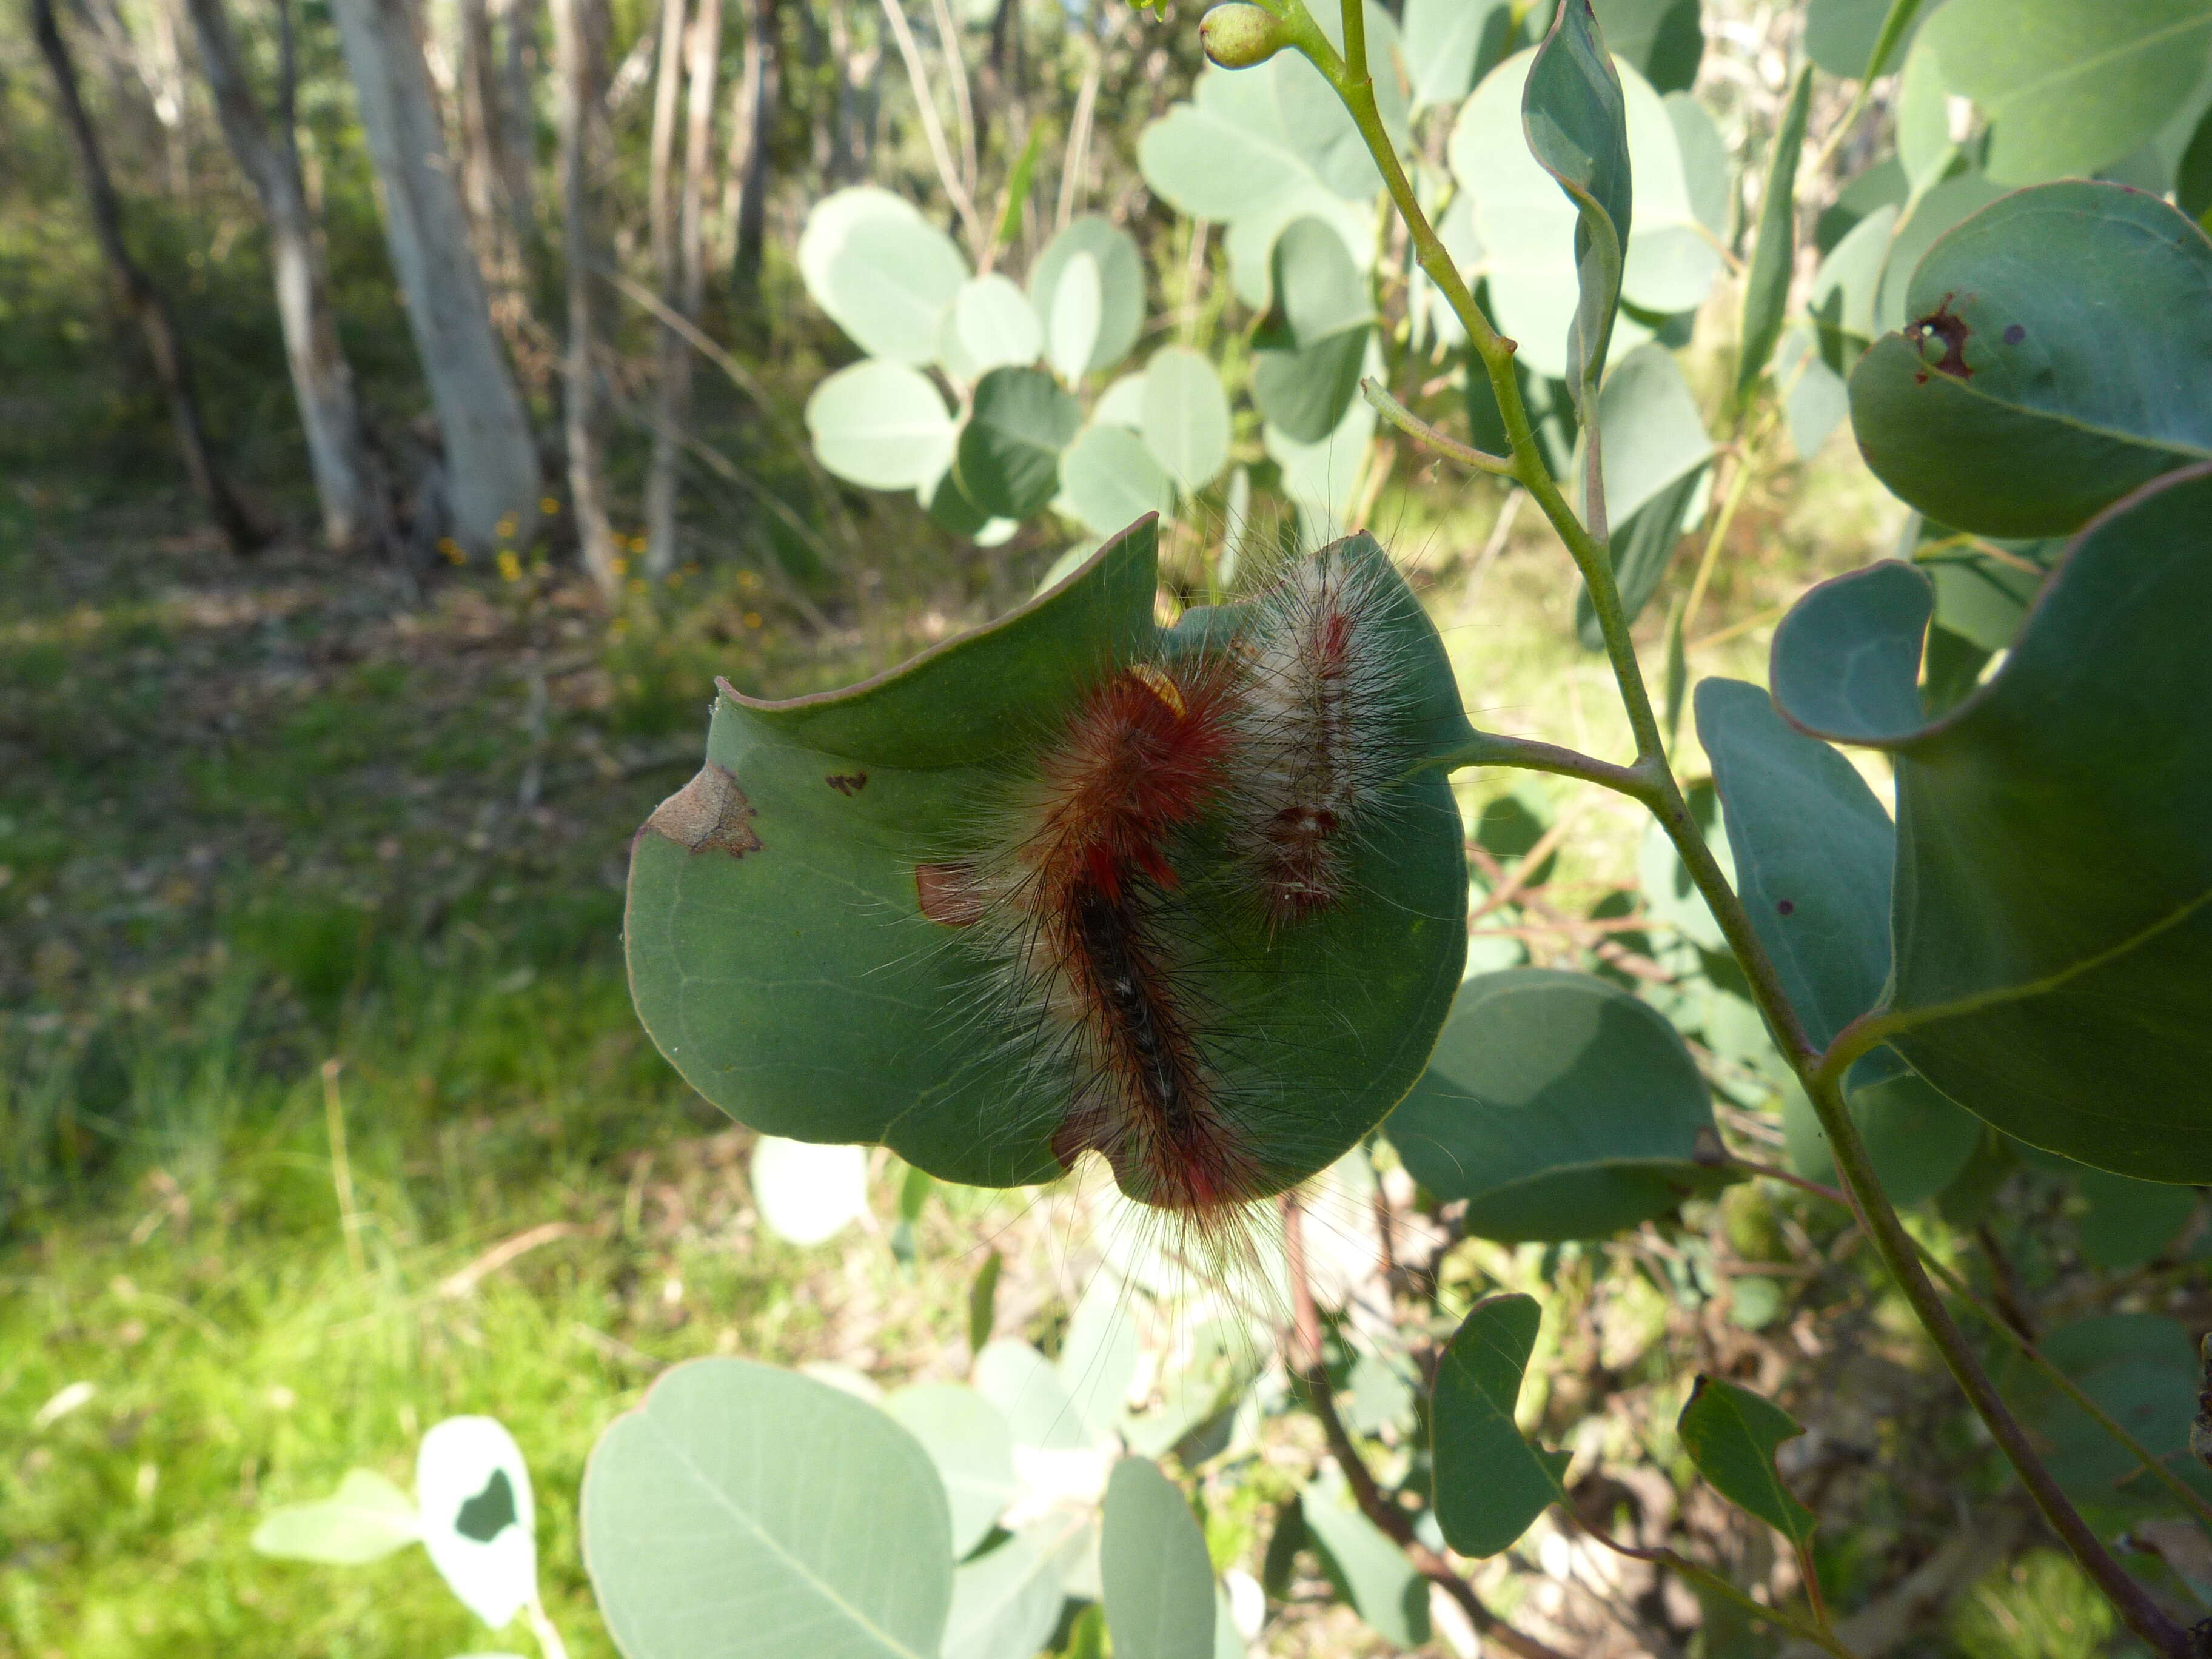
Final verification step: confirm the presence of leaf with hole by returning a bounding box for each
[1852,182,2212,537]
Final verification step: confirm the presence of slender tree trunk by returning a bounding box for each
[457,0,543,385]
[730,0,776,298]
[640,0,686,576]
[30,0,265,553]
[642,0,719,577]
[181,0,394,554]
[328,0,540,550]
[550,0,620,600]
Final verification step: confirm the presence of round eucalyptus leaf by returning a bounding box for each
[583,1359,954,1659]
[1922,0,2212,184]
[750,1136,871,1245]
[807,361,956,491]
[625,520,1472,1198]
[2007,1316,2210,1509]
[1094,372,1149,431]
[945,1529,1067,1659]
[1102,1459,1217,1659]
[1140,347,1232,493]
[417,1417,535,1631]
[948,274,1043,377]
[1593,0,1703,94]
[1872,173,2011,336]
[1059,424,1175,538]
[1851,181,2212,537]
[1031,218,1145,377]
[1402,0,1509,109]
[922,455,994,538]
[798,186,927,313]
[1298,1476,1431,1647]
[957,367,1082,520]
[1770,464,2212,1179]
[1045,253,1102,384]
[882,1384,1020,1559]
[1664,90,1728,235]
[805,203,969,364]
[1386,968,1732,1241]
[1781,1064,1982,1208]
[1251,326,1371,445]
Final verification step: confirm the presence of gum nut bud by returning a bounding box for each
[1201,4,1287,67]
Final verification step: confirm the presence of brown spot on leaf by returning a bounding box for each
[642,763,763,856]
[1777,898,1796,916]
[2003,323,2026,345]
[914,862,986,927]
[826,772,868,796]
[1908,293,1973,383]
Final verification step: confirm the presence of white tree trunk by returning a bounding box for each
[183,0,394,553]
[329,0,540,550]
[551,0,622,601]
[640,0,688,578]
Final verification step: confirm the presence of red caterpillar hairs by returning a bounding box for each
[916,650,1266,1216]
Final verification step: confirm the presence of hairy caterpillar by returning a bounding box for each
[626,516,1467,1269]
[913,537,1419,1242]
[1230,543,1418,927]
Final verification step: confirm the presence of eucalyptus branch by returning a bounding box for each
[1797,1074,2194,1657]
[1281,1197,1575,1659]
[1266,5,2198,1647]
[1578,1521,1857,1659]
[1362,378,1515,475]
[1729,1156,2212,1535]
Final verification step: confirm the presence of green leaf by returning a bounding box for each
[625,523,1469,1193]
[1737,67,1812,400]
[1808,203,1895,375]
[1431,1293,1570,1557]
[1403,0,1511,109]
[1871,173,2008,336]
[1045,253,1102,385]
[1269,216,1373,344]
[1805,0,1929,79]
[1386,968,1732,1241]
[1059,425,1176,538]
[1298,1477,1431,1647]
[967,1248,1002,1353]
[1453,49,1714,383]
[1030,218,1145,378]
[581,1359,954,1659]
[1101,1459,1215,1659]
[1266,381,1381,531]
[1592,0,1703,95]
[1665,90,1729,235]
[974,1339,1093,1452]
[1252,327,1372,445]
[1140,347,1232,494]
[1522,1,1633,415]
[2180,100,2212,222]
[1571,343,1711,644]
[1696,678,1891,1050]
[250,1468,420,1564]
[881,1384,1019,1560]
[943,1529,1067,1659]
[957,367,1082,520]
[1780,1063,1982,1207]
[797,187,970,364]
[806,362,956,492]
[1775,326,1851,458]
[944,275,1042,378]
[2010,1315,2210,1509]
[2074,1168,2199,1273]
[1769,465,2212,1180]
[1921,0,2212,185]
[1850,181,2212,537]
[1677,1376,1817,1549]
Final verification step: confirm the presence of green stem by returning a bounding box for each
[1579,1523,1857,1658]
[1281,4,2195,1647]
[1364,378,1515,475]
[1799,1073,2192,1657]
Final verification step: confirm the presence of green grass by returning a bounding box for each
[0,946,1017,1659]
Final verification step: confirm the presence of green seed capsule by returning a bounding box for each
[1200,3,1288,69]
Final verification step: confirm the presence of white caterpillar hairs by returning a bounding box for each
[1229,543,1420,927]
